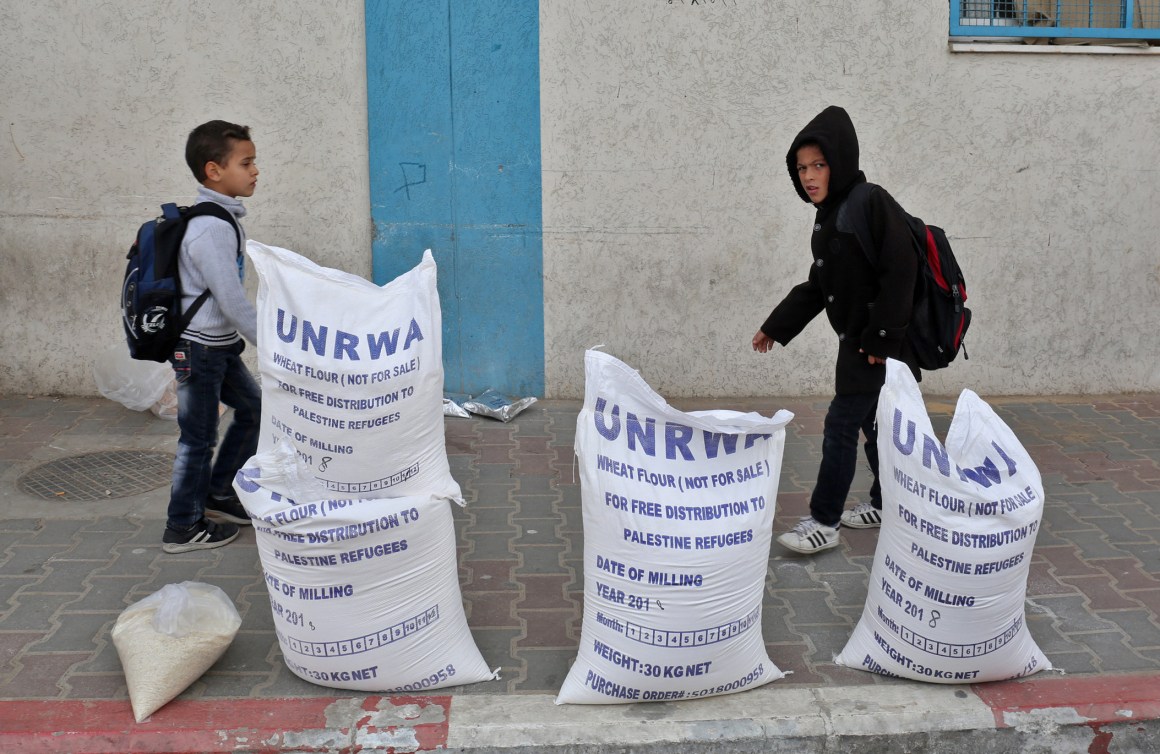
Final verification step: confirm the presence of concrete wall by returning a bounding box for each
[3,1,1158,399]
[539,1,1160,398]
[0,1,370,396]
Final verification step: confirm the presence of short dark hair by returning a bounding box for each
[185,120,252,182]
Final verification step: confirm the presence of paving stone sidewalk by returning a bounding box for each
[0,392,1158,712]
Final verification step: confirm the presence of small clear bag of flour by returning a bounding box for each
[112,582,242,722]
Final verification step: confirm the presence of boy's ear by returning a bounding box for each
[203,161,223,182]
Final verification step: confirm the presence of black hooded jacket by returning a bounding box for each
[761,106,919,395]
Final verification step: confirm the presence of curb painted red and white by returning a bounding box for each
[1,695,451,754]
[3,673,1159,753]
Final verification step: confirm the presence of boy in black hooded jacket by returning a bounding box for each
[753,105,919,555]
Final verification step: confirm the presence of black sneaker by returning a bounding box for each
[162,518,240,553]
[205,493,252,526]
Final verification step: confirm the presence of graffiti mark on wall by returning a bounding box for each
[396,163,427,199]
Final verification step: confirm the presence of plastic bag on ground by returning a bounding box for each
[443,397,471,418]
[461,388,537,422]
[149,379,179,420]
[556,349,793,704]
[92,344,171,412]
[111,582,242,722]
[834,359,1051,683]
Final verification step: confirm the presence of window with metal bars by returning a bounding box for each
[950,0,1160,40]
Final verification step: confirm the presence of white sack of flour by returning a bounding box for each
[556,350,793,704]
[234,443,496,692]
[112,582,241,722]
[835,359,1051,683]
[248,241,460,503]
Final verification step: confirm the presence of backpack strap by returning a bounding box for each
[835,182,878,267]
[181,290,212,328]
[184,202,243,257]
[175,202,244,330]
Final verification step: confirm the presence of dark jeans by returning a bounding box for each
[167,339,261,530]
[809,392,881,527]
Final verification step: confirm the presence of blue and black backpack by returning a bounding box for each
[121,202,240,362]
[838,183,971,370]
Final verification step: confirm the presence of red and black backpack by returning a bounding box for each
[838,183,971,370]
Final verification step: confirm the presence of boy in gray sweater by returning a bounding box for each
[162,120,261,553]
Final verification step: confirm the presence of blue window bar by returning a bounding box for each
[950,0,1160,40]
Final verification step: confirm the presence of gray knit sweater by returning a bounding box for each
[178,187,259,346]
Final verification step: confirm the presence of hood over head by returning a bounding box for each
[786,105,865,206]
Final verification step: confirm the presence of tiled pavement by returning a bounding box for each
[1,392,1159,751]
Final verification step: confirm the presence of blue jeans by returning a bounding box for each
[167,339,261,530]
[809,392,881,527]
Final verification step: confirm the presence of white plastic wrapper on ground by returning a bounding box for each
[92,343,171,412]
[835,360,1051,683]
[234,443,496,692]
[248,241,461,503]
[556,350,793,704]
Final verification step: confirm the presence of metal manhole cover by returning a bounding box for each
[17,451,174,501]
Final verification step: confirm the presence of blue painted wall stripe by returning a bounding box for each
[365,1,544,397]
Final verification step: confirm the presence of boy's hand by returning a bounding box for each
[859,348,885,365]
[752,331,777,353]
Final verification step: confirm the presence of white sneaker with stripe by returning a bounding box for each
[840,501,883,529]
[776,516,840,554]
